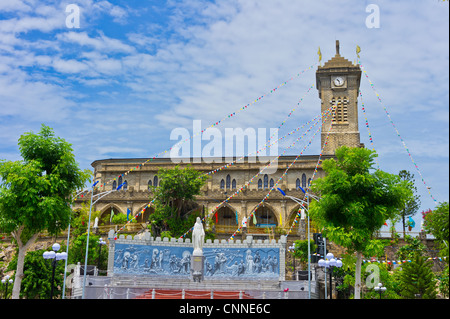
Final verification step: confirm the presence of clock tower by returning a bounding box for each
[316,40,363,155]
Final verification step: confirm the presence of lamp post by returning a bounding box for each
[62,188,91,299]
[1,275,13,299]
[288,244,297,280]
[43,243,68,299]
[97,237,107,273]
[318,252,342,299]
[374,282,386,299]
[82,181,124,299]
[277,187,319,299]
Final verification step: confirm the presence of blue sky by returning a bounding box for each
[0,0,448,229]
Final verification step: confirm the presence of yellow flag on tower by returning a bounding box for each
[318,46,322,63]
[356,45,361,58]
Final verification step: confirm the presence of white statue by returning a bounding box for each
[192,217,205,256]
[242,216,247,228]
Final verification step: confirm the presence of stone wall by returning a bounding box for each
[107,230,286,281]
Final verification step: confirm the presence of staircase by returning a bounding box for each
[111,276,280,299]
[135,289,254,299]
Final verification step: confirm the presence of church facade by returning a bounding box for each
[74,42,362,238]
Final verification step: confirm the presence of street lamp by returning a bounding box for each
[62,187,91,299]
[374,282,386,299]
[318,252,342,299]
[82,181,124,299]
[277,187,313,299]
[288,244,297,280]
[1,275,13,299]
[97,237,107,273]
[43,243,68,299]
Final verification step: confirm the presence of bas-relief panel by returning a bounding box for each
[113,243,280,279]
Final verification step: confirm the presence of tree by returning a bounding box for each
[422,202,449,257]
[309,146,411,299]
[293,239,317,270]
[398,254,437,299]
[149,165,208,236]
[398,170,421,237]
[0,125,90,299]
[6,248,66,299]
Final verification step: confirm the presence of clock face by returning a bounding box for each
[333,77,345,87]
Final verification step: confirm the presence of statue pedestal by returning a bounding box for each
[191,255,204,282]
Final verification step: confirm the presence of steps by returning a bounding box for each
[111,276,280,291]
[135,289,254,299]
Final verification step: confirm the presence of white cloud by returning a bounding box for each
[0,0,448,212]
[57,31,135,54]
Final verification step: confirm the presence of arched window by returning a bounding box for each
[112,180,117,190]
[263,174,268,189]
[220,179,225,189]
[148,179,152,189]
[269,178,274,188]
[258,179,262,189]
[232,179,236,189]
[123,180,128,191]
[308,178,311,188]
[118,176,123,187]
[154,176,158,187]
[296,178,300,189]
[302,173,307,188]
[226,174,231,189]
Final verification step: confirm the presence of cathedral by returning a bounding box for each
[74,41,363,239]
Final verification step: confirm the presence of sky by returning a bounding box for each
[0,0,448,230]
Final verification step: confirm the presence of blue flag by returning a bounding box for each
[408,216,415,228]
[127,208,131,221]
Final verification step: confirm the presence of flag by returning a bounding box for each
[356,45,361,58]
[252,213,257,225]
[317,47,322,63]
[127,208,131,221]
[408,216,415,228]
[235,211,239,225]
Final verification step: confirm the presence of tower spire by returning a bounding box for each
[336,40,340,56]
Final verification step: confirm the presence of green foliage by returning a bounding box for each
[362,263,402,299]
[71,202,101,237]
[396,235,427,261]
[0,124,90,236]
[398,254,437,299]
[7,248,66,299]
[149,165,208,236]
[112,213,128,225]
[68,233,107,270]
[437,266,449,298]
[292,239,317,267]
[423,202,449,257]
[398,170,421,236]
[310,146,412,253]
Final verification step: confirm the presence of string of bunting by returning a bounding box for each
[179,106,335,239]
[358,60,437,202]
[112,105,331,240]
[304,254,447,264]
[76,63,317,198]
[228,106,337,240]
[285,106,338,238]
[359,89,380,169]
[203,85,318,178]
[362,256,447,265]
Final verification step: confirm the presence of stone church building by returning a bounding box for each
[75,41,363,238]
